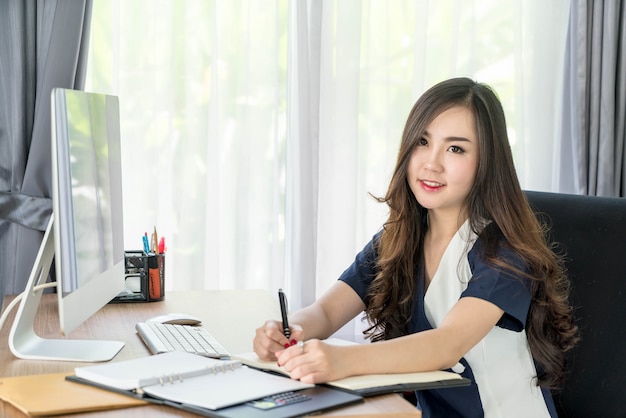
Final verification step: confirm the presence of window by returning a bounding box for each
[86,1,570,310]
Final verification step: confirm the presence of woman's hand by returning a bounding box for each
[275,339,349,384]
[253,320,303,361]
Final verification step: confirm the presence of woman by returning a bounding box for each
[254,77,578,417]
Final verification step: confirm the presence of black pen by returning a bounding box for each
[278,288,291,339]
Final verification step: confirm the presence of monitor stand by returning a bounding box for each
[8,217,124,362]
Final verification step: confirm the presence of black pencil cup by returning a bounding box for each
[111,250,165,303]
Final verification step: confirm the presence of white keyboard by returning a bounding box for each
[136,322,230,359]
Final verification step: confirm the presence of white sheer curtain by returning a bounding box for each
[87,1,289,295]
[86,1,570,332]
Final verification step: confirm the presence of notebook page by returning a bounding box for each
[75,351,239,390]
[142,365,313,410]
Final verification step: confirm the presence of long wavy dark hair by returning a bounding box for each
[364,77,578,389]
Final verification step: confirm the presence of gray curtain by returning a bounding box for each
[559,0,626,196]
[0,0,92,310]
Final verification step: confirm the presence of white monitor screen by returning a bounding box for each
[52,88,125,335]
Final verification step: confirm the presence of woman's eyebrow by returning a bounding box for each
[423,130,472,142]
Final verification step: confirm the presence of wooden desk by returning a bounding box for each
[0,291,419,417]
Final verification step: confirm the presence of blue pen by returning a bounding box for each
[142,233,150,254]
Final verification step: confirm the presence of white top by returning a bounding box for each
[424,220,550,417]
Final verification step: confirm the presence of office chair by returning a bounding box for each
[525,191,626,417]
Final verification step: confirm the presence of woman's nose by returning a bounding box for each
[423,149,443,171]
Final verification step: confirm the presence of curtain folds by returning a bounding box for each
[285,1,321,309]
[558,0,626,196]
[0,0,92,307]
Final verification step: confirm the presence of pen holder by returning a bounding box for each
[111,250,165,303]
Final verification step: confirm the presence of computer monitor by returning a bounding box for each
[8,88,126,362]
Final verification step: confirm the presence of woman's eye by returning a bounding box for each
[449,145,464,153]
[418,137,428,146]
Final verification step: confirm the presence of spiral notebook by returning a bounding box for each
[68,351,362,416]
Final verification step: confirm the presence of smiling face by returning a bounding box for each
[407,105,479,221]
